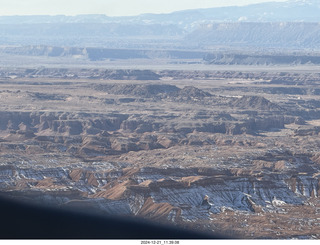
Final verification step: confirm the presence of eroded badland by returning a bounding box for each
[1,63,320,238]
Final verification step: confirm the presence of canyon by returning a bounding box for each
[2,0,320,239]
[1,65,320,239]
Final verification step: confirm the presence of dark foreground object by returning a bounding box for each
[0,196,226,239]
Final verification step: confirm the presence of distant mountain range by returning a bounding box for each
[0,0,319,28]
[0,0,319,50]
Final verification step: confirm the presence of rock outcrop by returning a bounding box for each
[1,164,319,226]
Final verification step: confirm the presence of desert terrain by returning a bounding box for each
[0,55,320,238]
[1,1,320,238]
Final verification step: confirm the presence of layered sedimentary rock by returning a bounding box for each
[1,164,319,226]
[1,67,320,238]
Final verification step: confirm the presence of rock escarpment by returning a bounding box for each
[0,108,291,159]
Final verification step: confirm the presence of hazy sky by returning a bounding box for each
[0,0,288,16]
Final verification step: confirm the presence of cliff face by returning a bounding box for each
[203,53,320,65]
[187,22,320,50]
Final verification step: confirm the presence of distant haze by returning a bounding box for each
[1,0,320,50]
[1,0,288,16]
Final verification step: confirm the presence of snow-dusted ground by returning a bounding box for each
[0,163,318,223]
